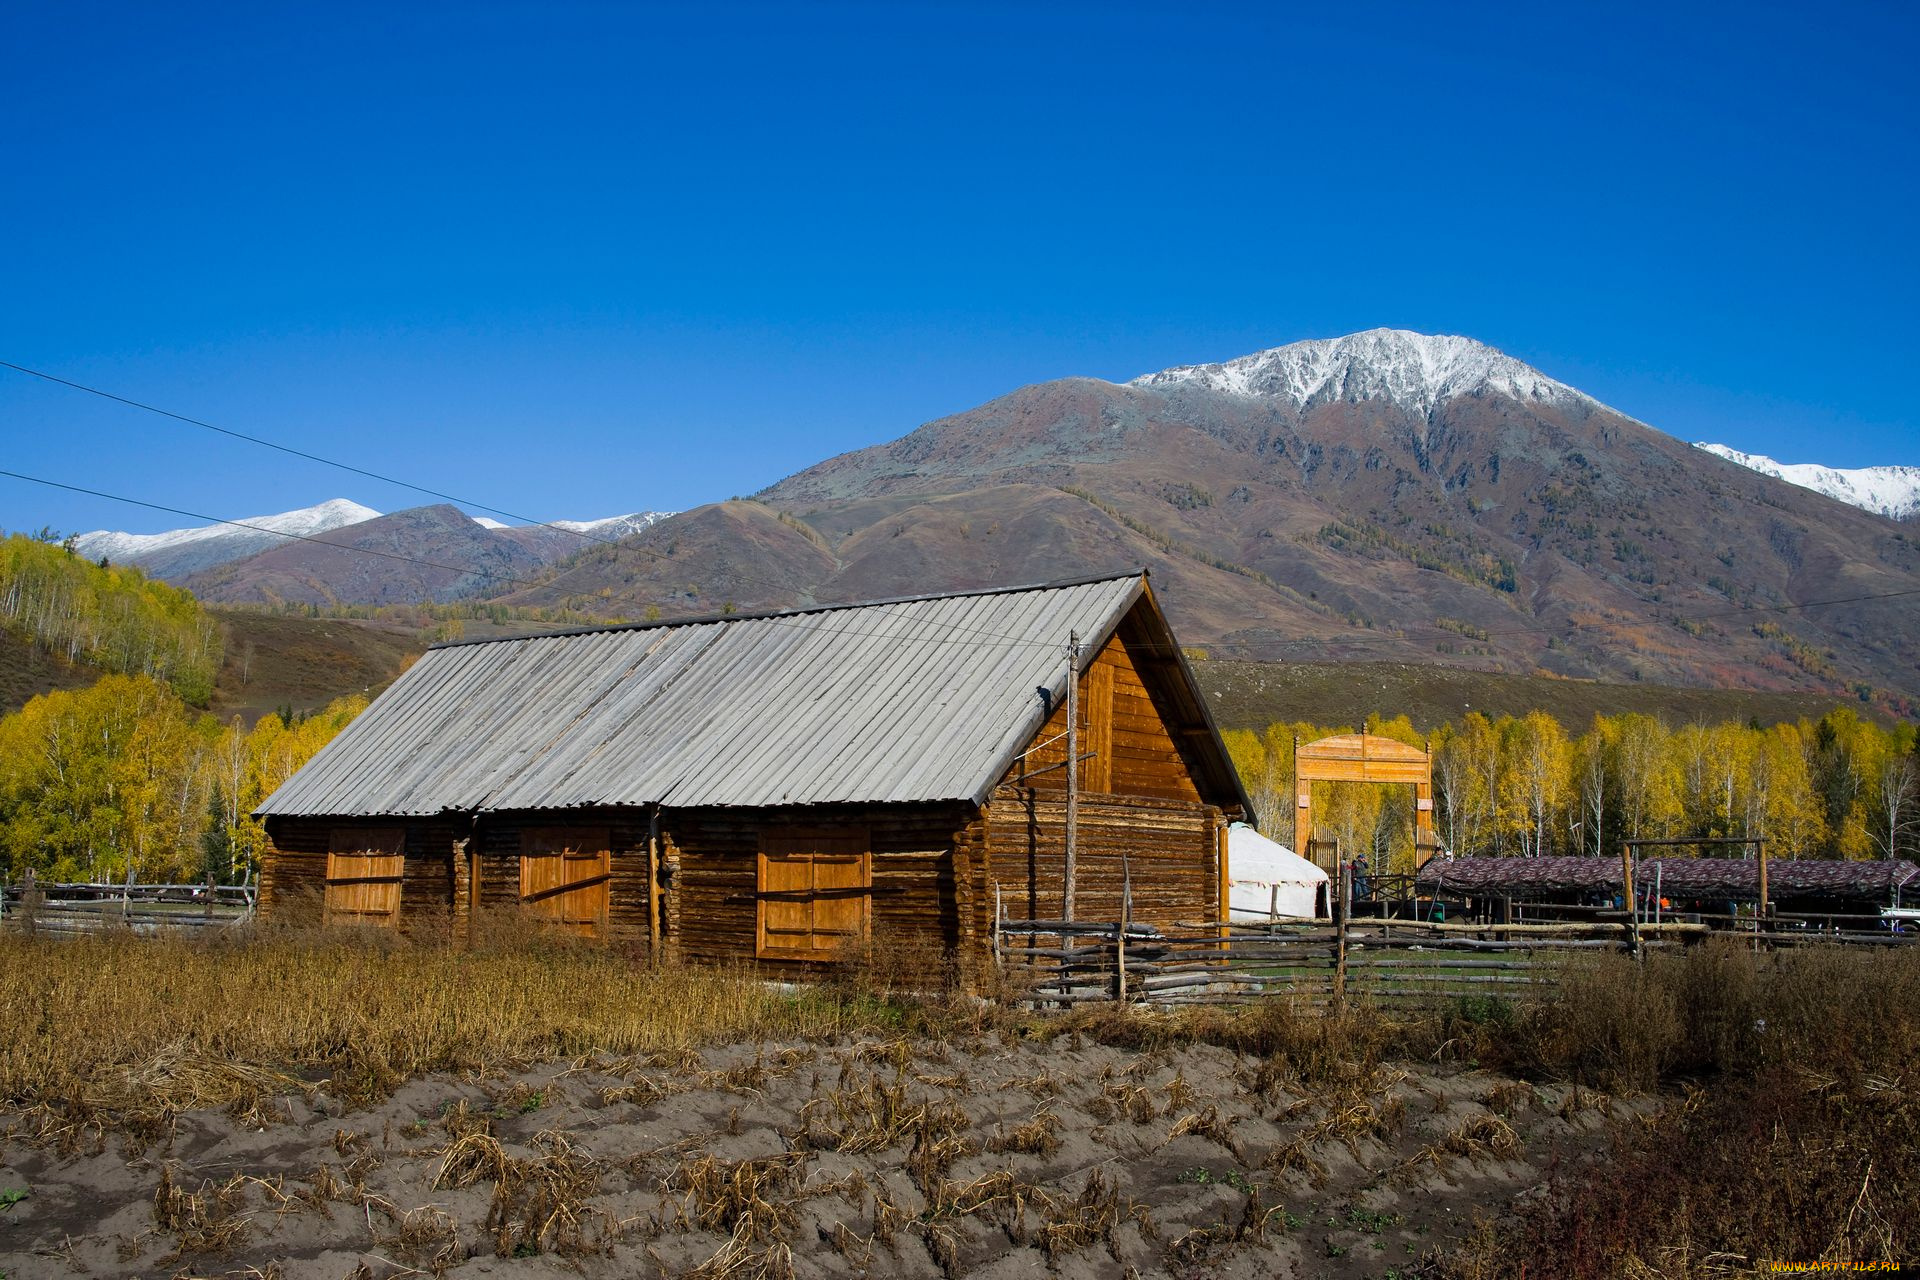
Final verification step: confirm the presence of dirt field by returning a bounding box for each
[0,1034,1633,1279]
[3,933,1911,1278]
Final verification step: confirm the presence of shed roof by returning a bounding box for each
[258,571,1250,819]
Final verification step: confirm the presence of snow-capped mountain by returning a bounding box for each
[759,327,1920,700]
[73,499,383,579]
[550,512,672,538]
[75,500,680,586]
[469,511,669,537]
[482,510,676,563]
[1129,329,1595,416]
[1694,444,1920,521]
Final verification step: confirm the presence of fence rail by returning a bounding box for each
[2,875,255,937]
[992,892,1912,1010]
[991,916,1624,1009]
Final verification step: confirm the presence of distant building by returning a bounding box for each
[255,571,1251,982]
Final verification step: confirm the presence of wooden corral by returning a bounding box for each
[255,573,1251,987]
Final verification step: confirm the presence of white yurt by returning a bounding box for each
[1226,822,1330,922]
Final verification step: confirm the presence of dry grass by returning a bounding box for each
[152,1166,258,1260]
[0,930,915,1115]
[6,926,1916,1274]
[985,1106,1062,1157]
[1439,1064,1919,1279]
[1518,938,1920,1091]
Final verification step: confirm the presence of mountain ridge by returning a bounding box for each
[72,499,382,580]
[1128,329,1597,416]
[73,500,674,587]
[56,330,1918,708]
[726,331,1919,704]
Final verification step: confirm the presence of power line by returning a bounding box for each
[8,359,1915,657]
[0,468,1073,651]
[0,470,547,590]
[0,358,630,550]
[0,359,1051,648]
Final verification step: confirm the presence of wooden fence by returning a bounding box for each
[991,877,1916,1010]
[1,873,255,937]
[989,912,1717,1010]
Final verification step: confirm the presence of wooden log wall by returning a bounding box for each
[470,812,654,959]
[259,817,459,939]
[1003,626,1204,804]
[985,791,1221,931]
[660,802,972,980]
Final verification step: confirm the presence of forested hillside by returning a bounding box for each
[0,677,365,884]
[1228,709,1919,871]
[0,532,222,703]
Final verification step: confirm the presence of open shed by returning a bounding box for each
[255,571,1251,983]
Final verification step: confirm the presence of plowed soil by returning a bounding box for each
[0,1035,1638,1279]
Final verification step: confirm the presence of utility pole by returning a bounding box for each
[1063,631,1080,924]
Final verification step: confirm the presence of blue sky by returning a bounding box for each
[3,1,1916,535]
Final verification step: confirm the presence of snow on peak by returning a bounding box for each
[72,498,382,564]
[470,516,509,530]
[1128,328,1593,415]
[548,511,673,537]
[1694,444,1920,520]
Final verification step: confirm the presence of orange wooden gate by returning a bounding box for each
[757,830,870,959]
[325,828,405,927]
[520,829,611,938]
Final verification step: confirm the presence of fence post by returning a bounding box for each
[1622,844,1641,960]
[992,883,1003,979]
[20,869,37,936]
[204,873,216,926]
[1334,863,1350,1013]
[1114,917,1127,1004]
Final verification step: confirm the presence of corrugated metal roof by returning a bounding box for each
[259,573,1154,817]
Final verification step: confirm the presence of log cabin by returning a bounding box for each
[255,571,1251,983]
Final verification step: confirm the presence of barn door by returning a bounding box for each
[520,829,611,938]
[326,828,405,927]
[757,829,870,959]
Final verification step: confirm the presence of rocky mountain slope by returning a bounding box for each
[509,330,1919,704]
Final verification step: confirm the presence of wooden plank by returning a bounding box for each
[757,827,871,960]
[324,826,404,927]
[520,827,611,938]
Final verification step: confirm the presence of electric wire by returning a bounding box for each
[0,468,1074,649]
[0,360,1050,647]
[6,362,1918,660]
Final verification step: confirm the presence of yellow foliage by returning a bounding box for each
[1224,706,1916,862]
[0,679,365,884]
[0,533,222,703]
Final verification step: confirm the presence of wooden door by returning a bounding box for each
[520,829,611,938]
[757,829,870,959]
[326,828,405,927]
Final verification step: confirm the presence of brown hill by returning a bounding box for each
[1192,659,1859,735]
[507,334,1918,707]
[182,505,549,607]
[171,331,1914,710]
[207,610,427,724]
[0,630,98,714]
[744,335,1920,703]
